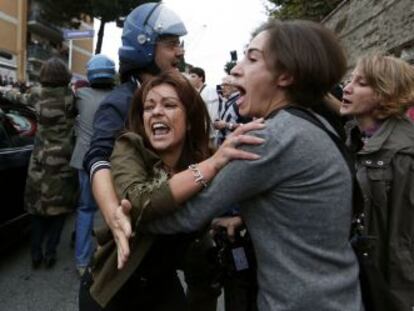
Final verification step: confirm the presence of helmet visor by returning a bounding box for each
[148,5,187,37]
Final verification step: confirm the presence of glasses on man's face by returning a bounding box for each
[157,38,184,49]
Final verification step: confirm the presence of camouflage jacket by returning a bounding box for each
[24,86,78,215]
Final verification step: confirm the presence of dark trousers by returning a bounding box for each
[79,233,220,311]
[79,235,191,311]
[79,268,187,311]
[212,227,258,311]
[181,232,221,311]
[31,214,66,260]
[223,270,258,311]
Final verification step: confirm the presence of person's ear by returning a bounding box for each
[276,73,293,87]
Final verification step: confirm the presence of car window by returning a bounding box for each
[0,96,36,148]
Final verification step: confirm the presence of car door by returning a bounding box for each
[0,97,36,249]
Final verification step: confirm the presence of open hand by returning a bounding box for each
[108,199,133,269]
[209,118,265,171]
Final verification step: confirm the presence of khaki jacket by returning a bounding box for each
[349,117,414,310]
[90,132,179,307]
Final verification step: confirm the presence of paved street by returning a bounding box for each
[0,214,81,311]
[0,214,224,311]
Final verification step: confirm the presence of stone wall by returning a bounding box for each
[323,0,414,69]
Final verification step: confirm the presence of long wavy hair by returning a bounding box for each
[128,70,211,171]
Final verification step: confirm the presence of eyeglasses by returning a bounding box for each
[157,38,184,49]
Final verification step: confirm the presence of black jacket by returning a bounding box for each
[349,117,414,311]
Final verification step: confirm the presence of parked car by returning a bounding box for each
[0,95,36,251]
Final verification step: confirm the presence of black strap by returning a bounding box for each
[284,106,364,218]
[284,106,354,173]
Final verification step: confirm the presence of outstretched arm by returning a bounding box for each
[91,169,133,269]
[111,119,265,268]
[111,120,266,226]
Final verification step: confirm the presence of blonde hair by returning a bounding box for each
[357,54,414,119]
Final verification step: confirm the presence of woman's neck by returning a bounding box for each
[264,96,289,118]
[160,152,180,175]
[356,115,382,137]
[139,72,154,84]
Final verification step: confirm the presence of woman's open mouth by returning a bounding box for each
[152,122,170,136]
[233,84,246,107]
[341,98,352,108]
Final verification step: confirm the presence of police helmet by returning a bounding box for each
[86,54,116,83]
[118,2,187,68]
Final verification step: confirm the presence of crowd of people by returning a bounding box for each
[15,2,414,311]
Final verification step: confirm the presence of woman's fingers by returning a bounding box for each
[117,245,125,269]
[210,216,244,243]
[211,134,263,169]
[223,135,264,160]
[114,199,133,269]
[119,199,133,238]
[226,148,261,160]
[231,134,264,147]
[116,230,130,269]
[120,198,132,213]
[232,118,265,135]
[210,119,265,170]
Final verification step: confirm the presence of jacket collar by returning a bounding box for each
[358,117,414,155]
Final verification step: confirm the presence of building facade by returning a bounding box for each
[0,0,94,83]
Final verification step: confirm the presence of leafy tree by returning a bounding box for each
[34,0,87,29]
[88,0,157,54]
[35,0,159,54]
[267,0,342,21]
[224,61,236,75]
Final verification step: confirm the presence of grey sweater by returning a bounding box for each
[70,87,111,170]
[145,110,362,311]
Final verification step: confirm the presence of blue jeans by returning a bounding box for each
[75,170,98,268]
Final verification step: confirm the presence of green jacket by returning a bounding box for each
[24,86,78,215]
[90,132,179,307]
[349,117,414,310]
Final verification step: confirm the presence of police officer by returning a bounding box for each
[70,54,116,276]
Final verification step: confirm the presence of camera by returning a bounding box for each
[210,227,256,277]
